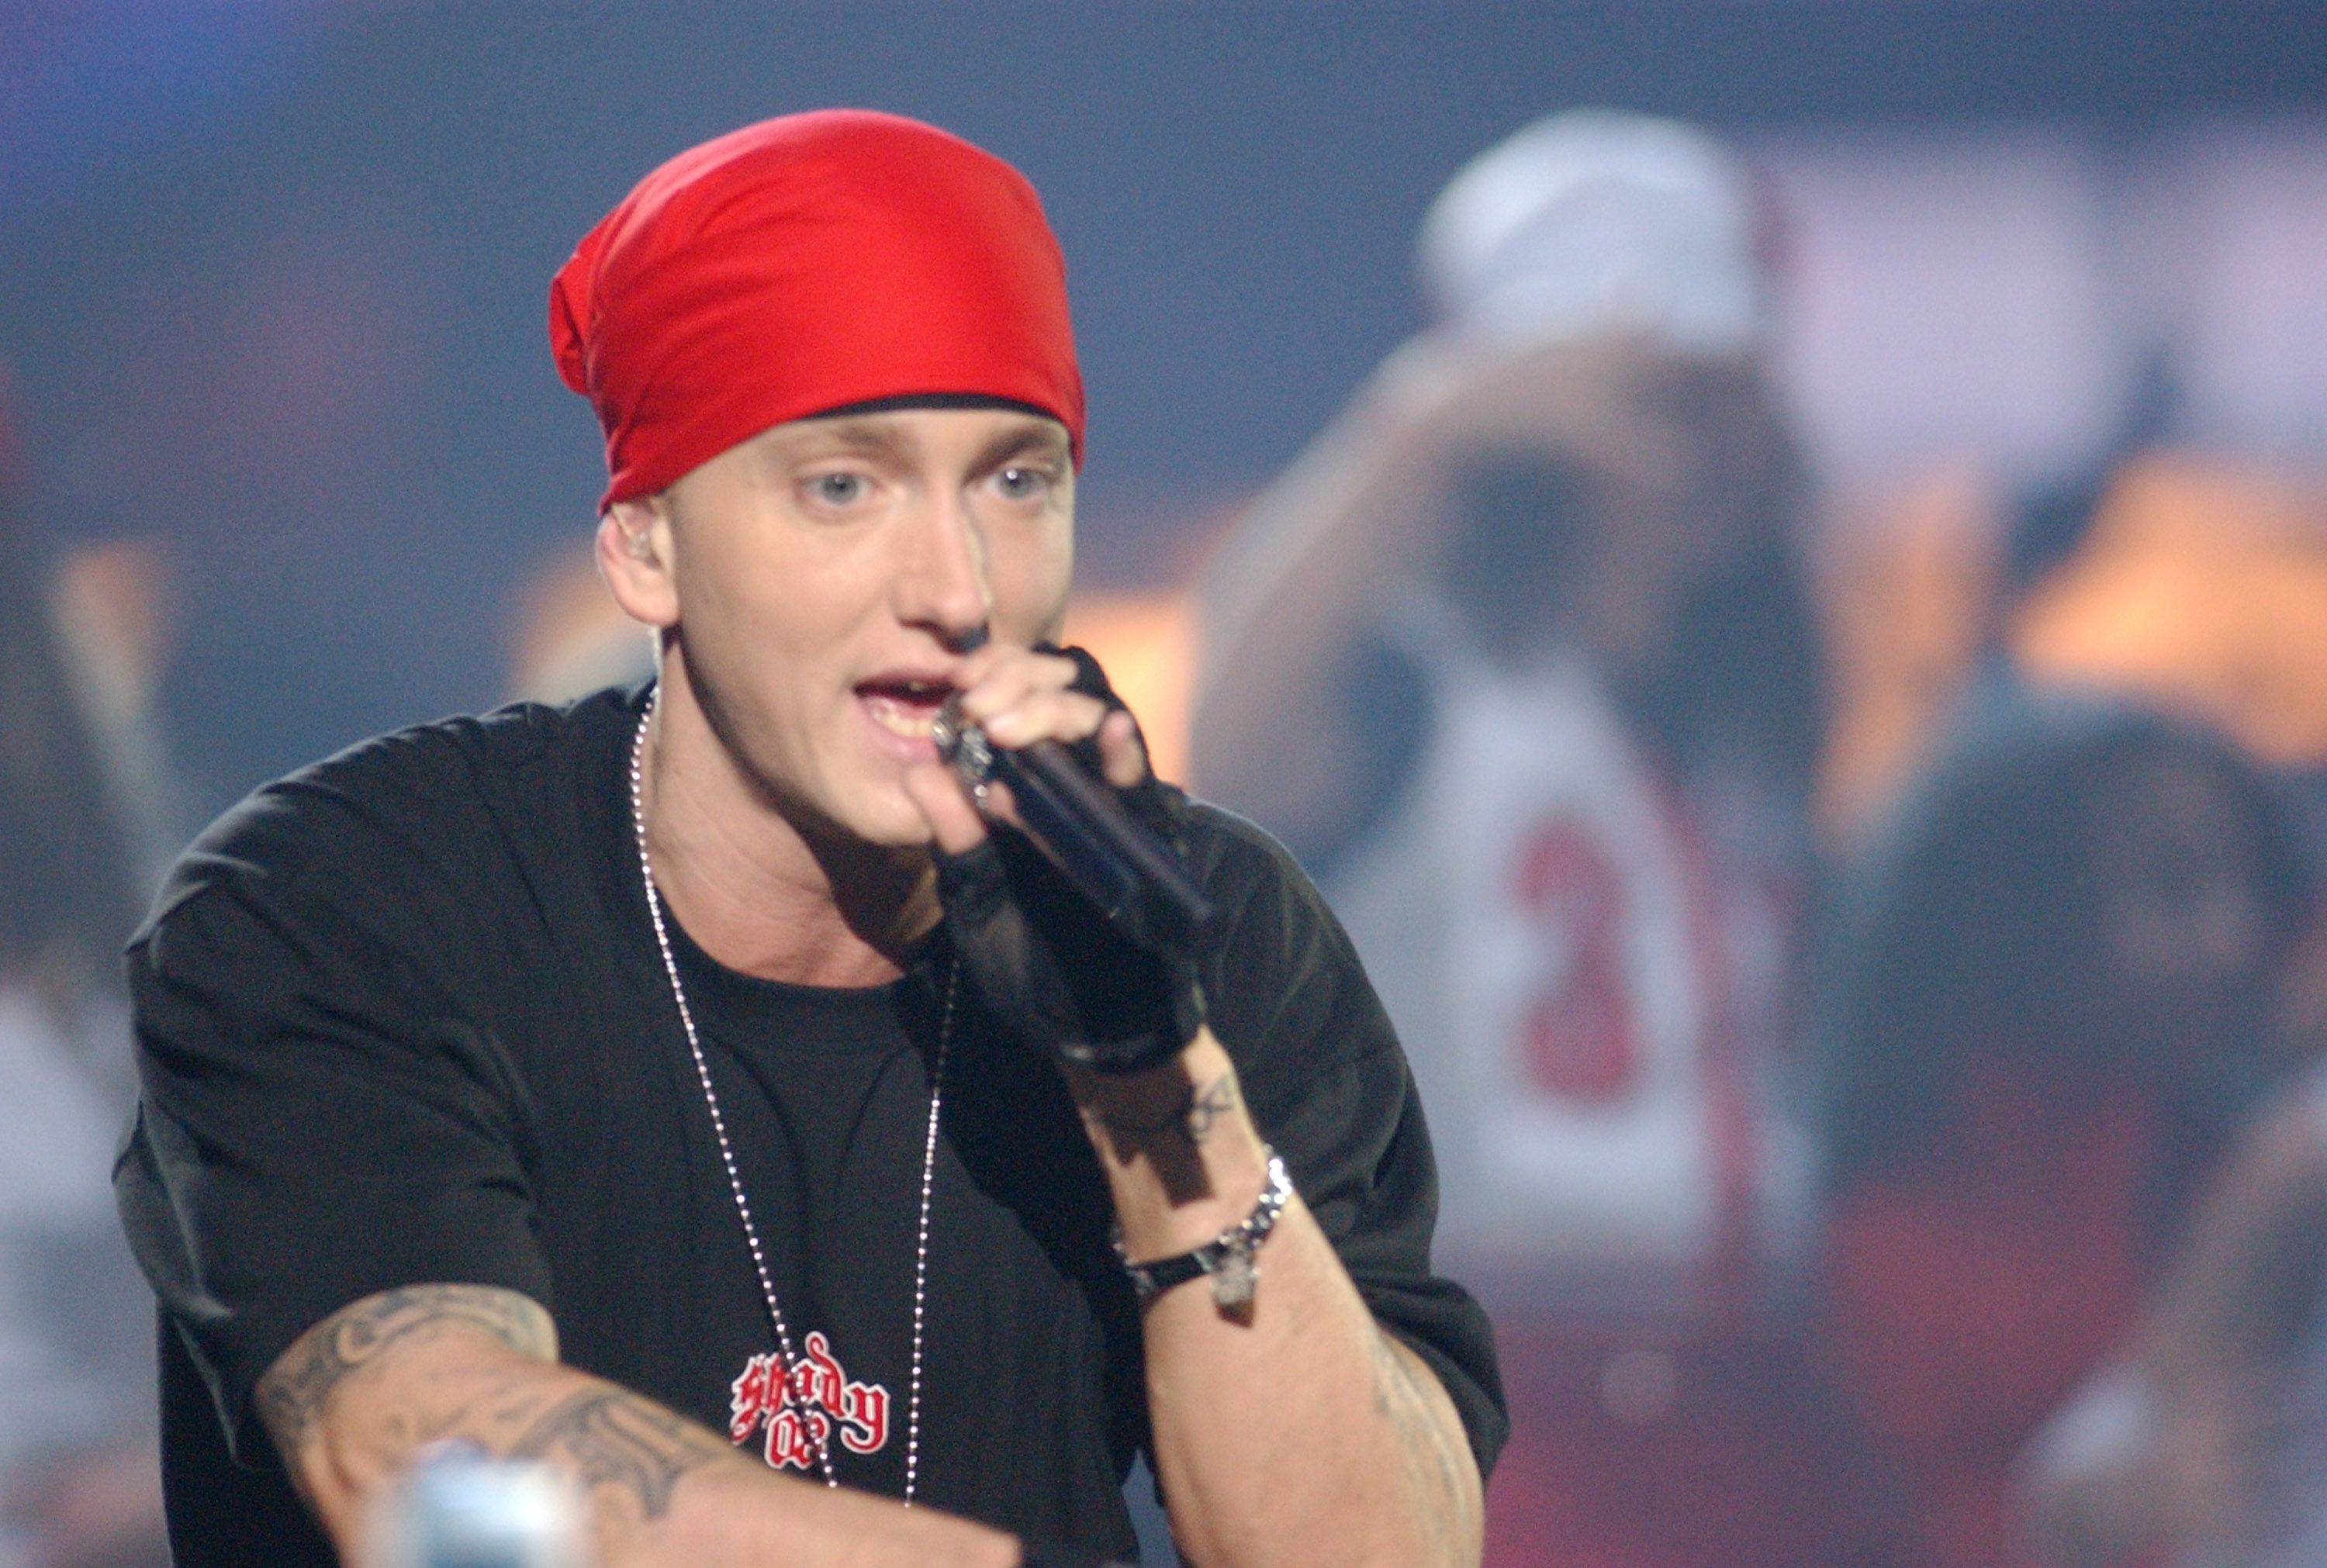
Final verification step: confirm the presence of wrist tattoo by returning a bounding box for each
[1084,1072,1239,1147]
[1184,1075,1236,1143]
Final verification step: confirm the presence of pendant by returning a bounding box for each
[1210,1247,1257,1309]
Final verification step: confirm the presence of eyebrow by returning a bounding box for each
[794,418,917,460]
[972,421,1073,471]
[776,412,1073,475]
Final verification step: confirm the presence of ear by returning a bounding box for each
[597,496,679,629]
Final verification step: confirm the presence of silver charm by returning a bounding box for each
[1115,1152,1294,1311]
[1211,1245,1257,1310]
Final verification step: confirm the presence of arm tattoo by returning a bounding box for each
[258,1283,555,1453]
[1369,1328,1481,1564]
[507,1390,731,1521]
[260,1284,735,1527]
[1082,1072,1240,1147]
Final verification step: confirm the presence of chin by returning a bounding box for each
[828,789,937,852]
[855,816,937,852]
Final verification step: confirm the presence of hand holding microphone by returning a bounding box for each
[931,693,1213,955]
[925,646,1213,1076]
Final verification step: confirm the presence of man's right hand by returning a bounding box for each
[255,1283,1022,1567]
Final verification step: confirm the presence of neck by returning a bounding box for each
[634,662,939,988]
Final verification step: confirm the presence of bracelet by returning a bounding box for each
[1113,1149,1293,1310]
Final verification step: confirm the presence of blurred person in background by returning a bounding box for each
[2018,1046,2327,1568]
[1192,111,1838,1565]
[1814,699,2323,1568]
[0,385,171,1566]
[1997,449,2327,1568]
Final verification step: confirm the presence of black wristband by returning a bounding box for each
[1115,1148,1294,1308]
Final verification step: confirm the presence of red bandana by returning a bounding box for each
[551,110,1084,512]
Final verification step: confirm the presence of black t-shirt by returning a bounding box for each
[115,686,1506,1565]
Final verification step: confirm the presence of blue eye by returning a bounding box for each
[995,467,1049,501]
[812,473,866,506]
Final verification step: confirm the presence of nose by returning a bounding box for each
[894,487,991,649]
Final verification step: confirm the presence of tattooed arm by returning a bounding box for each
[255,1283,1018,1567]
[906,645,1484,1565]
[1072,1036,1485,1568]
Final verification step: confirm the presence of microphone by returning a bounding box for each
[931,696,1213,955]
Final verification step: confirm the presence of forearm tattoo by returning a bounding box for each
[258,1283,556,1454]
[1083,1072,1240,1147]
[258,1283,731,1525]
[1369,1328,1481,1565]
[507,1390,732,1521]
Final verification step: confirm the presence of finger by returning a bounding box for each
[957,648,1078,727]
[945,638,1013,695]
[980,687,1108,751]
[902,762,989,855]
[970,776,1020,833]
[1095,710,1149,787]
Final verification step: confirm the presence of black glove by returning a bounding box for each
[933,645,1208,1076]
[1046,644,1184,850]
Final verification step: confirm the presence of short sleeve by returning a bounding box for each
[114,786,553,1464]
[1185,802,1509,1480]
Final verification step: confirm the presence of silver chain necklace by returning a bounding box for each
[629,702,954,1503]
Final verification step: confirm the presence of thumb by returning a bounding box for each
[904,761,989,855]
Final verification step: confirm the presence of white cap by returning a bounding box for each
[1418,108,1768,354]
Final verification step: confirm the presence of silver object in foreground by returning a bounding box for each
[368,1444,586,1568]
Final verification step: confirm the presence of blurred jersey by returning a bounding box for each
[1329,594,1813,1314]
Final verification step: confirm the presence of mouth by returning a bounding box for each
[856,676,957,741]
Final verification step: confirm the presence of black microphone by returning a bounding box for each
[931,696,1213,955]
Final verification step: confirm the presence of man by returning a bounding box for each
[114,111,1502,1567]
[1810,698,2319,1566]
[1192,111,1820,1298]
[0,379,171,1566]
[2024,1051,2327,1568]
[1191,111,1831,1563]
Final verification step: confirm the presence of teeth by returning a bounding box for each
[864,693,937,738]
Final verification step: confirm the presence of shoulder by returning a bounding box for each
[1175,793,1398,1075]
[1181,798,1346,966]
[1179,795,1298,893]
[1178,794,1318,906]
[140,686,643,942]
[1181,796,1362,964]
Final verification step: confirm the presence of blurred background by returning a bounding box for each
[7,2,2327,1565]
